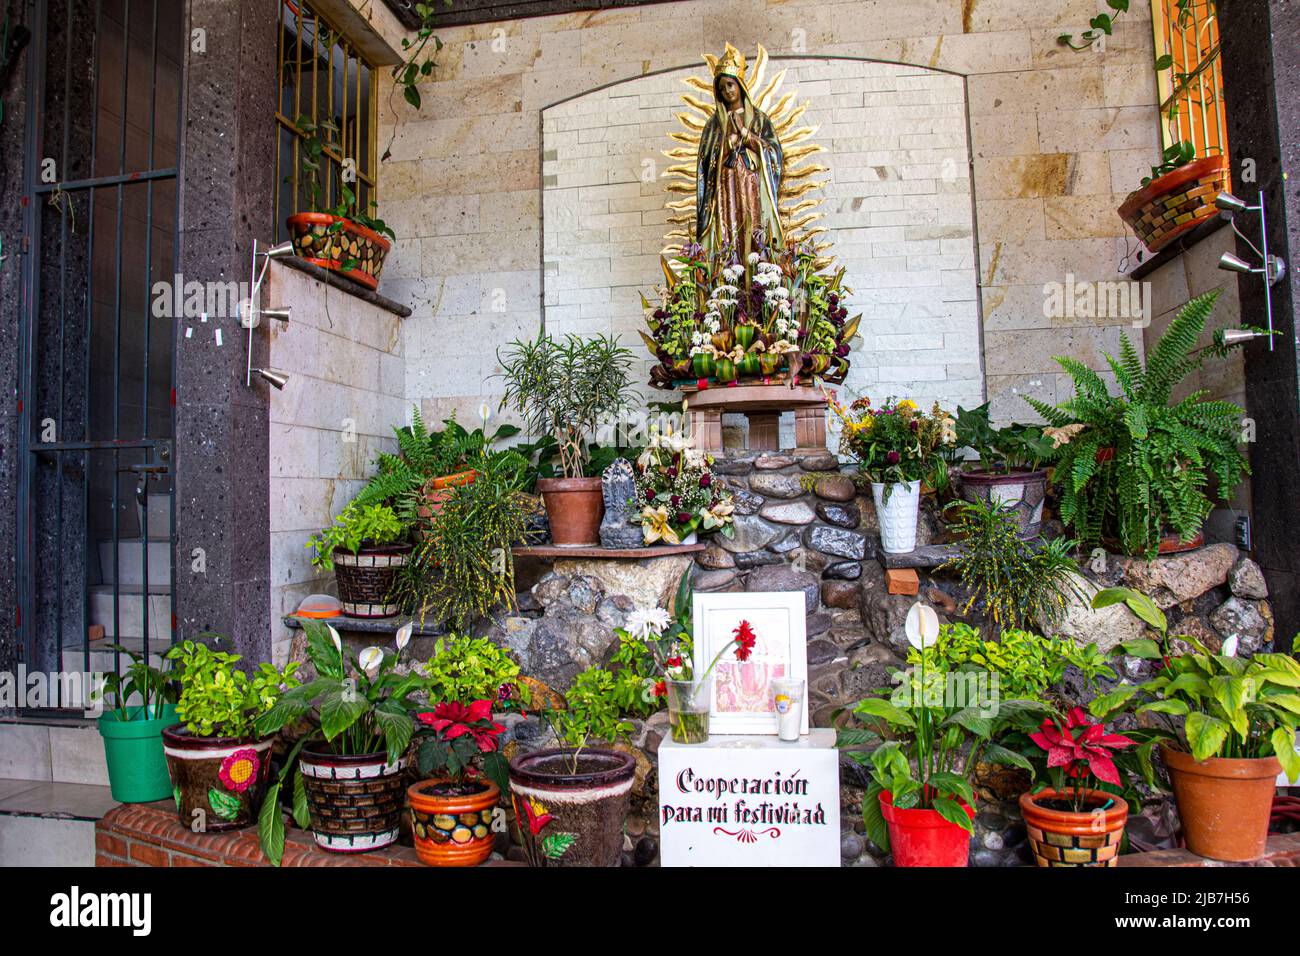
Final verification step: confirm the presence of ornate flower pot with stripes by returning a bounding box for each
[1118,155,1229,254]
[332,544,411,618]
[162,726,274,832]
[299,750,409,853]
[1020,788,1129,867]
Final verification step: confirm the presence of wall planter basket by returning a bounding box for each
[98,703,179,803]
[1162,744,1281,862]
[408,777,500,867]
[162,726,274,831]
[1020,787,1129,867]
[1117,155,1229,254]
[299,750,408,853]
[878,788,974,867]
[286,212,391,291]
[332,543,411,618]
[958,468,1048,537]
[535,477,604,547]
[508,748,635,867]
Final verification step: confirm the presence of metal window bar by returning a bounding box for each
[17,0,182,709]
[1152,0,1227,159]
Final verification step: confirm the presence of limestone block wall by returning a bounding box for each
[264,263,408,664]
[371,0,1162,431]
[541,59,981,414]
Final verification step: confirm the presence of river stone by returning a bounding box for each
[761,499,817,525]
[712,454,756,476]
[735,550,785,569]
[860,591,931,654]
[1043,571,1148,653]
[813,474,856,501]
[718,514,780,553]
[749,471,804,498]
[755,454,797,470]
[823,560,862,581]
[1115,542,1238,608]
[722,480,764,515]
[816,501,861,529]
[841,830,865,861]
[822,580,860,609]
[787,547,829,575]
[807,639,839,667]
[807,611,833,637]
[567,575,602,614]
[697,544,736,569]
[521,605,604,686]
[746,564,820,614]
[1209,597,1271,654]
[799,452,840,472]
[805,525,869,560]
[1228,557,1268,599]
[551,554,694,612]
[692,568,738,591]
[769,532,802,553]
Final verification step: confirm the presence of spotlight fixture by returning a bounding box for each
[260,307,292,322]
[1218,252,1253,274]
[1214,191,1249,214]
[261,240,296,259]
[253,367,290,390]
[1213,189,1286,352]
[1222,328,1266,347]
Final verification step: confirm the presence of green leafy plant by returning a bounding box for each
[497,332,636,480]
[389,2,445,114]
[1088,587,1300,782]
[1025,290,1251,557]
[546,666,638,750]
[940,498,1083,630]
[307,502,406,571]
[416,634,523,705]
[294,116,394,248]
[952,402,1055,473]
[166,640,301,740]
[94,644,178,721]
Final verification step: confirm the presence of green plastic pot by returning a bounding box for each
[97,703,179,803]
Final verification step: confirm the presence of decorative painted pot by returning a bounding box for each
[416,469,477,521]
[958,467,1049,537]
[1019,787,1129,867]
[1161,744,1281,861]
[333,544,411,618]
[98,703,179,803]
[536,477,604,546]
[162,726,274,831]
[408,777,500,867]
[299,749,408,853]
[509,748,636,867]
[713,357,737,383]
[286,212,391,290]
[692,353,716,378]
[1158,528,1205,554]
[1117,155,1229,254]
[879,789,974,867]
[871,479,921,554]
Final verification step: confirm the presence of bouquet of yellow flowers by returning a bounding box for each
[828,393,956,489]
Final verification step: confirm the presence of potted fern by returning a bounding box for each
[1025,290,1252,557]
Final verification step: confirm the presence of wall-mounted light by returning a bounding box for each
[261,241,296,260]
[1214,191,1285,352]
[245,239,297,386]
[252,367,291,390]
[260,307,292,322]
[1222,328,1267,347]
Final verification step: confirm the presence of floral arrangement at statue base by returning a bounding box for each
[632,425,734,546]
[640,235,860,390]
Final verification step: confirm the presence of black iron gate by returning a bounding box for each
[16,0,184,707]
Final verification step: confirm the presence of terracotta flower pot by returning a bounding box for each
[509,748,635,867]
[1020,787,1129,867]
[1161,744,1281,861]
[536,477,604,547]
[162,726,274,832]
[332,543,411,618]
[1117,155,1229,254]
[878,789,974,867]
[286,212,391,290]
[299,750,409,853]
[416,469,478,521]
[407,777,501,867]
[959,467,1049,537]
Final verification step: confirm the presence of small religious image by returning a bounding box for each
[714,621,788,714]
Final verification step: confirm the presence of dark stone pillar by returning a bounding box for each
[173,0,278,659]
[1218,0,1300,650]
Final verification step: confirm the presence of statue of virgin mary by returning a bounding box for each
[695,48,784,252]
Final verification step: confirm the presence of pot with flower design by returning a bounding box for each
[407,699,510,867]
[161,640,301,832]
[828,394,956,554]
[632,426,735,547]
[253,620,421,863]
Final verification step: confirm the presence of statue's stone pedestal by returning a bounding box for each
[683,384,828,452]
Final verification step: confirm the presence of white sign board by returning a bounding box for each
[658,730,840,866]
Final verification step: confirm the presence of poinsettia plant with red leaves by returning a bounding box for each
[1024,706,1138,812]
[414,699,511,794]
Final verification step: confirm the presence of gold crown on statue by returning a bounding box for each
[713,47,745,81]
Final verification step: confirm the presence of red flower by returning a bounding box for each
[733,620,757,662]
[700,474,712,488]
[885,450,901,465]
[520,797,553,836]
[1029,707,1135,787]
[218,749,261,793]
[665,655,682,668]
[653,680,667,699]
[416,699,505,753]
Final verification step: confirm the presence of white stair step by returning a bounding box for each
[0,779,117,866]
[0,718,109,786]
[88,587,172,643]
[98,539,171,587]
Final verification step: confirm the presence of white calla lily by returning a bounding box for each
[395,622,413,653]
[905,602,940,650]
[328,624,342,654]
[358,646,383,676]
[1221,634,1239,658]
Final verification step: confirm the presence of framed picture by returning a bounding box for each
[691,591,808,735]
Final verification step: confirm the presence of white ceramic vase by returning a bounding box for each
[871,479,921,554]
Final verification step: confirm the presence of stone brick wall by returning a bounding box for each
[370,0,1163,429]
[264,263,408,664]
[541,59,982,412]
